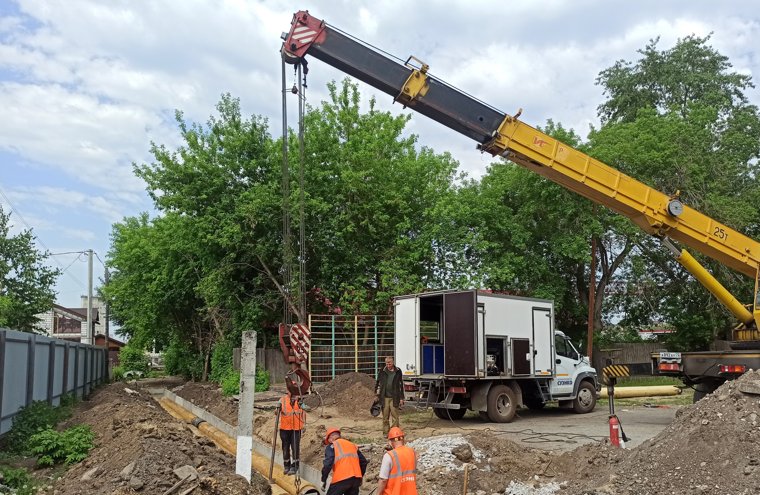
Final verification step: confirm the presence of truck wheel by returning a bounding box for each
[433,407,467,420]
[486,385,517,423]
[572,381,596,414]
[693,381,720,403]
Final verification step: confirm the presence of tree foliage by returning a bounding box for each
[591,35,760,347]
[0,207,60,332]
[105,81,459,376]
[104,35,760,359]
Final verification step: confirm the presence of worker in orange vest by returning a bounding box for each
[321,427,368,495]
[279,391,305,475]
[378,427,417,495]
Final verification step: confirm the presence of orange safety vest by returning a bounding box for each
[383,445,417,495]
[279,396,305,431]
[331,438,363,483]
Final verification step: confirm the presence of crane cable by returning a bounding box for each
[281,58,292,326]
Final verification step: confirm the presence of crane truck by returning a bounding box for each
[280,11,760,405]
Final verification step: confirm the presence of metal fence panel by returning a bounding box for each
[66,345,76,394]
[33,343,50,402]
[52,343,65,406]
[308,315,394,383]
[0,328,107,436]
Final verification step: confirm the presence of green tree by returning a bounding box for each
[0,207,60,332]
[300,80,460,315]
[590,35,760,347]
[105,81,461,374]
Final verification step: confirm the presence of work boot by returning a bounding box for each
[284,463,292,475]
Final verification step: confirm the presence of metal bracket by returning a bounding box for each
[479,110,521,156]
[395,56,430,107]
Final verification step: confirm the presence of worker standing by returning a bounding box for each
[375,356,404,436]
[279,390,305,475]
[378,427,417,495]
[321,427,368,495]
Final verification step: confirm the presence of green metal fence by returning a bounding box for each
[308,314,394,383]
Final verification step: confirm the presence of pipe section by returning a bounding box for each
[600,385,681,399]
[157,398,319,495]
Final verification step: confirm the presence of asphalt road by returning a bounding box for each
[427,404,679,452]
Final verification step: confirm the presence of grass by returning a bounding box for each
[598,387,694,407]
[614,376,683,387]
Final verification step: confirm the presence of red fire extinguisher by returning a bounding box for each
[609,415,621,448]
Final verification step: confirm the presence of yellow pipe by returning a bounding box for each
[675,248,755,326]
[601,385,681,399]
[157,398,318,495]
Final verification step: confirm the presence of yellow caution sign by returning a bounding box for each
[603,365,630,378]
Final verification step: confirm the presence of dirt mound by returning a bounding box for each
[564,370,760,494]
[172,381,240,425]
[304,372,377,417]
[52,382,270,495]
[412,433,556,494]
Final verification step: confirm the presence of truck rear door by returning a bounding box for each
[532,307,553,375]
[394,297,419,376]
[443,291,477,376]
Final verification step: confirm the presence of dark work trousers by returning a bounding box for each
[326,477,362,495]
[280,429,302,468]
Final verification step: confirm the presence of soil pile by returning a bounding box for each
[172,382,239,425]
[52,382,269,495]
[304,372,378,417]
[410,433,556,495]
[565,370,760,494]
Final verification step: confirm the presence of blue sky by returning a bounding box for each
[1,0,759,308]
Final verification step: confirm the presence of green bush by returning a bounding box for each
[255,366,270,392]
[111,365,125,381]
[220,370,240,396]
[5,400,72,454]
[163,339,204,380]
[0,465,35,495]
[219,366,269,396]
[119,344,150,374]
[29,425,94,467]
[210,339,235,383]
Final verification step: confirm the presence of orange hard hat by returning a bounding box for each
[387,426,404,440]
[324,427,341,445]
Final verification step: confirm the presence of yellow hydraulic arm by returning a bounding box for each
[281,10,760,341]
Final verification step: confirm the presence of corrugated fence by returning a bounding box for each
[0,328,108,435]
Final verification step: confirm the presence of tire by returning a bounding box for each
[524,398,546,410]
[692,389,707,403]
[433,407,467,420]
[486,385,517,423]
[572,381,596,414]
[693,381,720,403]
[478,411,490,422]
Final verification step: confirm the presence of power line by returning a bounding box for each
[0,185,87,289]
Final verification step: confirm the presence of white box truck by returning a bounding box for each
[394,290,600,422]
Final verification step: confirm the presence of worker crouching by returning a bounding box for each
[279,391,305,475]
[321,427,368,495]
[378,427,417,495]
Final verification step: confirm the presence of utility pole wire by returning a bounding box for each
[0,186,89,289]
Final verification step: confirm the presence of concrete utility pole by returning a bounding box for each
[86,249,93,345]
[236,331,257,482]
[104,268,110,363]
